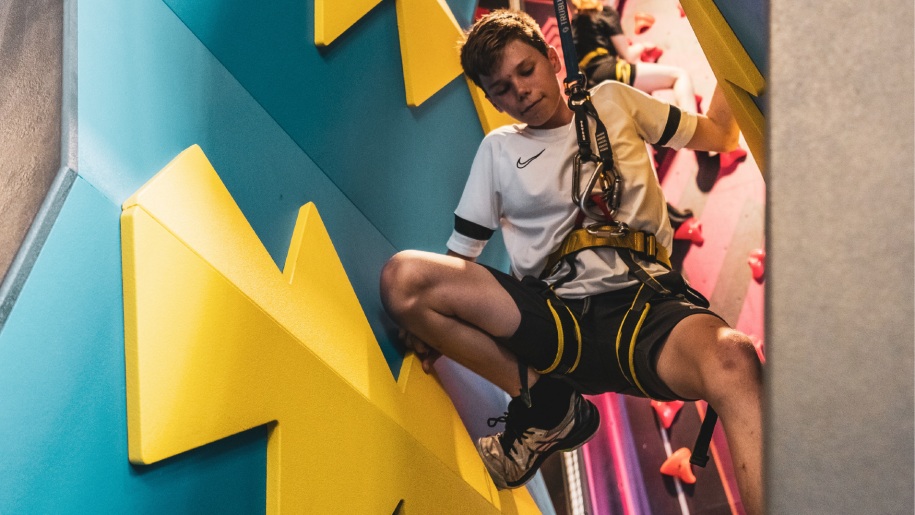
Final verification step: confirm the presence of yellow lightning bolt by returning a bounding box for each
[121,145,539,514]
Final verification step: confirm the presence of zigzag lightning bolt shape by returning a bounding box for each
[120,145,539,514]
[315,0,496,117]
[314,0,383,47]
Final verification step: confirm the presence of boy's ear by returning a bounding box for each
[547,46,563,74]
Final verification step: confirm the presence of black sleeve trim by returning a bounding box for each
[655,104,682,147]
[454,215,494,241]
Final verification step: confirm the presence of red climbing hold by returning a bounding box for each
[719,148,748,176]
[674,217,704,245]
[640,45,664,63]
[660,447,697,484]
[748,248,765,282]
[678,3,686,17]
[651,400,685,429]
[634,12,656,34]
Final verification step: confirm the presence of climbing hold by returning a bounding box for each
[719,148,748,176]
[640,45,664,63]
[634,12,655,34]
[694,94,703,114]
[674,217,704,245]
[678,3,686,17]
[651,400,685,429]
[748,248,765,282]
[750,334,766,364]
[660,447,697,484]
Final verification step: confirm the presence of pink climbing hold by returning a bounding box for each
[750,334,766,364]
[674,217,704,245]
[651,400,685,429]
[660,447,697,484]
[634,12,656,34]
[640,45,664,63]
[748,248,765,282]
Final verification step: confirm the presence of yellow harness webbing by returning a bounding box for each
[578,47,609,69]
[542,227,671,278]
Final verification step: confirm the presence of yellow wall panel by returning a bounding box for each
[396,0,464,106]
[121,145,540,513]
[314,0,383,46]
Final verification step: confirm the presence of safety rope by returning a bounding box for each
[548,0,718,469]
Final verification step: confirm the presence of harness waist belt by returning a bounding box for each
[578,48,610,69]
[543,227,671,277]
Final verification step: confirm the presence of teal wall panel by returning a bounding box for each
[712,0,767,74]
[159,0,510,268]
[0,177,266,513]
[77,0,408,371]
[445,0,478,27]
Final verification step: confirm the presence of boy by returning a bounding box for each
[380,10,762,514]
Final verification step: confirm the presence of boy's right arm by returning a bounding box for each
[686,86,740,152]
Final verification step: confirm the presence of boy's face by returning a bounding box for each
[480,40,571,129]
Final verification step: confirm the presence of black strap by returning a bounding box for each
[690,407,718,467]
[656,104,682,147]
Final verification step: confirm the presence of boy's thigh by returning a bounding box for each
[653,312,734,400]
[574,292,721,400]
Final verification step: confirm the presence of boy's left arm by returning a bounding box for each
[686,86,740,153]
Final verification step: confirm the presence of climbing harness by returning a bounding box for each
[537,0,718,468]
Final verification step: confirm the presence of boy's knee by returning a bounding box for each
[716,329,759,373]
[705,330,762,393]
[379,250,430,318]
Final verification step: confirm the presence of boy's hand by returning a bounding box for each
[399,328,442,373]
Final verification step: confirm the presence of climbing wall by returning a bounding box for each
[0,0,543,513]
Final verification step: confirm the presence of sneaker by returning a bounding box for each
[476,392,600,489]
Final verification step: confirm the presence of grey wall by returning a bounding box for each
[0,0,63,285]
[768,1,914,513]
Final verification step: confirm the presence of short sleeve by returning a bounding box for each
[606,83,698,150]
[446,137,502,258]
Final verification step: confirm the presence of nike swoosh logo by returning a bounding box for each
[516,149,545,168]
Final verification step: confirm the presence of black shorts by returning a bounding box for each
[584,55,637,88]
[484,266,720,400]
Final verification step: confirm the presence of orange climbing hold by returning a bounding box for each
[633,12,655,34]
[650,400,685,429]
[660,447,697,484]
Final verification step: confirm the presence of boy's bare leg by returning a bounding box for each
[380,250,537,395]
[656,314,764,515]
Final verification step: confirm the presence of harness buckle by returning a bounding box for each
[585,221,630,237]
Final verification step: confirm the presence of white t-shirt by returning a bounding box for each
[447,81,698,298]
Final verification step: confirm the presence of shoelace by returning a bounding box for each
[487,406,530,456]
[487,413,508,428]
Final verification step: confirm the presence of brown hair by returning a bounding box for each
[459,10,550,90]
